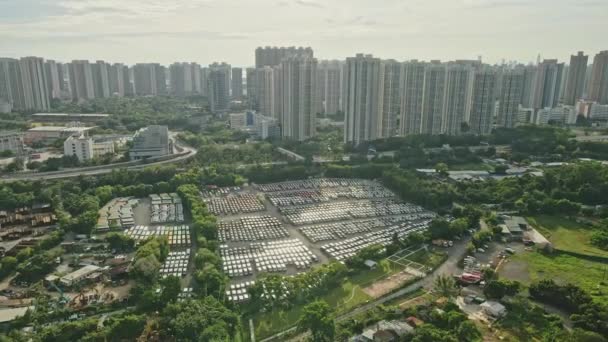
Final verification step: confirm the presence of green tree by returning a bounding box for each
[160,275,181,305]
[435,162,449,176]
[297,300,335,342]
[433,275,459,298]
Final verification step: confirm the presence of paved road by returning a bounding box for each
[0,137,197,182]
[260,237,471,342]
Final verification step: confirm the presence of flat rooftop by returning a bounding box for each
[27,126,95,132]
[32,113,110,117]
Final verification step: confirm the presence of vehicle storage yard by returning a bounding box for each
[208,178,437,289]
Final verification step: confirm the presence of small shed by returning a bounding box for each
[481,301,507,318]
[364,260,378,269]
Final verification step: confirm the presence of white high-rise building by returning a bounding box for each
[400,61,426,135]
[280,56,317,141]
[254,67,277,118]
[19,57,51,111]
[68,60,95,101]
[442,62,475,135]
[497,68,524,128]
[0,58,26,110]
[344,54,383,144]
[379,60,402,138]
[469,67,498,135]
[421,62,447,135]
[208,62,231,113]
[318,60,342,115]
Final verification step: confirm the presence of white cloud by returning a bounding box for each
[0,0,606,66]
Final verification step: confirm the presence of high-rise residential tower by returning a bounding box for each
[231,67,243,98]
[19,56,51,111]
[563,51,588,105]
[399,61,426,135]
[68,60,95,101]
[588,50,608,104]
[442,62,475,135]
[91,60,111,98]
[280,56,317,141]
[343,54,383,144]
[108,63,131,97]
[254,67,277,117]
[469,67,498,135]
[133,63,166,96]
[379,60,402,138]
[497,68,524,128]
[208,62,231,113]
[44,60,62,99]
[255,46,314,68]
[532,59,564,110]
[0,58,27,110]
[421,62,447,135]
[318,60,342,115]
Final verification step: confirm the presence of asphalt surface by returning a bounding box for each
[259,237,471,342]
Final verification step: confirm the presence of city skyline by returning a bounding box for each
[1,0,607,66]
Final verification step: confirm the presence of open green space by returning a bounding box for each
[527,215,608,257]
[404,249,448,269]
[250,258,407,340]
[250,249,447,340]
[506,251,608,305]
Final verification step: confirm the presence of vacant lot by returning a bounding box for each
[527,215,608,257]
[504,250,608,305]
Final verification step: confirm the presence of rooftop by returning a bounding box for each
[27,126,94,132]
[32,113,109,117]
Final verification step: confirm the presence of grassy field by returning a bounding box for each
[249,248,449,340]
[505,250,608,305]
[526,215,608,257]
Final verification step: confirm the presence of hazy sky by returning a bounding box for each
[1,0,607,66]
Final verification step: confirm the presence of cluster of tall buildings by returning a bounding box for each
[2,48,608,144]
[0,57,243,113]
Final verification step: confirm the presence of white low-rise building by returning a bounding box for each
[60,265,101,287]
[63,134,94,161]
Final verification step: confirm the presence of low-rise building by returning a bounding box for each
[60,265,101,287]
[31,113,110,123]
[63,134,94,161]
[24,126,94,145]
[92,140,115,157]
[129,125,172,160]
[0,131,24,155]
[351,320,414,342]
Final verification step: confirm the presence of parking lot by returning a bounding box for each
[205,178,438,285]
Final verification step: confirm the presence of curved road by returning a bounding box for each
[0,136,197,182]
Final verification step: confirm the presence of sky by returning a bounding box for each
[1,0,607,67]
